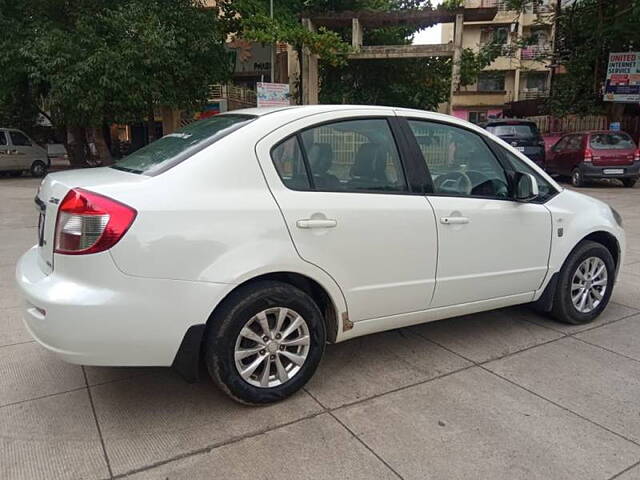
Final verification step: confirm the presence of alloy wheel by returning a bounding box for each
[234,307,310,388]
[571,256,607,313]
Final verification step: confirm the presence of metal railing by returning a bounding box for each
[477,0,552,12]
[520,44,552,60]
[518,89,549,100]
[209,84,257,106]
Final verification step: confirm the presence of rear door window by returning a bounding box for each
[9,131,32,146]
[0,132,6,146]
[590,132,636,150]
[553,136,569,152]
[566,135,583,151]
[298,118,408,192]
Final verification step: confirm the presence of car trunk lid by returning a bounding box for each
[35,167,147,274]
[589,132,637,166]
[591,148,636,166]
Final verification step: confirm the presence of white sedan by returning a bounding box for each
[16,106,625,404]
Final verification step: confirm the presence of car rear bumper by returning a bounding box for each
[581,161,640,179]
[15,246,230,366]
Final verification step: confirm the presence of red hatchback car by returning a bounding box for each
[546,130,640,188]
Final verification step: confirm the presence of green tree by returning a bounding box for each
[224,0,501,109]
[0,0,232,166]
[504,0,640,119]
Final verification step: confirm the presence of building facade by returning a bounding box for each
[441,0,555,123]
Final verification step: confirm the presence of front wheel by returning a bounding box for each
[622,177,637,188]
[551,241,615,325]
[204,281,326,404]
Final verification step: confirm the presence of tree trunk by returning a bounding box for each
[147,101,157,145]
[65,126,89,168]
[90,126,113,166]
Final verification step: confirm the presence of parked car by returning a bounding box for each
[0,128,49,177]
[545,130,640,188]
[483,119,546,166]
[16,106,625,404]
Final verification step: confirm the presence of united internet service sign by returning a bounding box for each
[604,52,640,103]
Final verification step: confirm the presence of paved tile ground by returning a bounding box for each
[1,176,640,479]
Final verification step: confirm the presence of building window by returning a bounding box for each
[481,26,509,46]
[525,73,547,90]
[468,111,488,124]
[477,72,505,92]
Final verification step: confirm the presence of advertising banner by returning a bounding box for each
[603,52,640,103]
[257,82,291,107]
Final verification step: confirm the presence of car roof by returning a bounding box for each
[226,104,399,117]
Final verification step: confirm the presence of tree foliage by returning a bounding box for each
[504,0,639,117]
[0,0,231,164]
[223,0,499,109]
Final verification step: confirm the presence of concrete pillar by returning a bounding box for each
[287,44,300,104]
[448,13,464,115]
[301,18,319,105]
[160,106,181,135]
[352,18,363,51]
[513,11,525,102]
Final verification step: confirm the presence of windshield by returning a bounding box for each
[486,124,539,138]
[589,132,636,150]
[112,114,256,175]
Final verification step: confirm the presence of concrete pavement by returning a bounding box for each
[1,176,640,479]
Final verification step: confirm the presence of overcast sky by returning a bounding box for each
[412,0,444,45]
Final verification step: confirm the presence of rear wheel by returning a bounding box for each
[551,241,615,325]
[570,168,584,187]
[204,281,326,404]
[622,177,637,188]
[30,160,47,178]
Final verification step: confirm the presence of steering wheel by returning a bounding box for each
[434,171,472,195]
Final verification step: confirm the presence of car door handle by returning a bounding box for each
[440,216,469,225]
[296,219,337,229]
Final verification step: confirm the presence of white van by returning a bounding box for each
[0,128,49,177]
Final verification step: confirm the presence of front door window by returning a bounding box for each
[407,120,509,199]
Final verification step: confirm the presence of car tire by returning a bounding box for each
[551,240,615,325]
[30,161,47,178]
[570,168,584,187]
[204,280,326,404]
[622,178,637,188]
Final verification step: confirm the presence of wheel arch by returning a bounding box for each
[172,270,345,383]
[582,230,620,270]
[213,271,342,343]
[534,229,621,313]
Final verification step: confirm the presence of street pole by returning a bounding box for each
[270,0,275,83]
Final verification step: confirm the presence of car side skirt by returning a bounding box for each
[337,292,534,342]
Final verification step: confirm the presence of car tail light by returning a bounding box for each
[635,150,640,162]
[583,148,593,163]
[54,188,137,255]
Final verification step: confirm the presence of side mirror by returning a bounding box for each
[515,172,539,202]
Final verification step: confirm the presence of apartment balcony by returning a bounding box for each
[520,44,552,60]
[518,89,549,100]
[475,0,553,12]
[452,90,513,108]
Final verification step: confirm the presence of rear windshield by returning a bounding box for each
[589,132,636,150]
[112,114,256,175]
[486,124,539,138]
